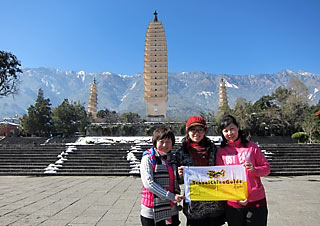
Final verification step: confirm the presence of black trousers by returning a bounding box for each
[141,215,180,226]
[225,205,268,226]
[187,214,226,226]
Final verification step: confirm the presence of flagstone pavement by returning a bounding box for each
[0,175,319,226]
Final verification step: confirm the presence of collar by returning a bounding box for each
[227,138,242,147]
[153,147,168,159]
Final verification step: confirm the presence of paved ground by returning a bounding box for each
[0,175,320,226]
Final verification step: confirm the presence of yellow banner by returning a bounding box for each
[184,165,248,201]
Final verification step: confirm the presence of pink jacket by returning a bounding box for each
[216,140,270,205]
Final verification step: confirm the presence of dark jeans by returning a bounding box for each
[187,214,226,226]
[141,215,180,226]
[226,205,268,226]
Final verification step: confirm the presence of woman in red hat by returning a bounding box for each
[174,116,226,226]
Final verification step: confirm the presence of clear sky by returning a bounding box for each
[1,0,320,75]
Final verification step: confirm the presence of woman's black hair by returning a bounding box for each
[219,115,249,147]
[152,127,175,147]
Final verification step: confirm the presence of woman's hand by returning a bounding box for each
[238,199,248,206]
[244,161,255,172]
[174,194,186,203]
[178,166,185,176]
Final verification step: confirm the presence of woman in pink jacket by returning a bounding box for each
[216,115,270,226]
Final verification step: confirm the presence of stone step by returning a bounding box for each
[55,169,131,175]
[48,172,131,176]
[262,149,320,153]
[62,162,130,166]
[270,165,320,169]
[66,157,127,161]
[60,166,132,170]
[269,170,320,176]
[0,165,48,169]
[265,152,320,155]
[0,152,63,154]
[267,155,320,158]
[0,168,44,173]
[0,171,44,176]
[67,153,128,157]
[0,160,57,163]
[270,167,320,171]
[0,155,60,159]
[268,159,320,162]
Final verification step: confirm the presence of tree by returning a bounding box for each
[97,109,120,123]
[232,98,251,130]
[200,111,216,123]
[52,99,89,136]
[0,51,22,96]
[217,105,232,120]
[302,114,319,143]
[20,89,53,136]
[287,76,309,103]
[120,112,141,123]
[281,94,308,135]
[272,86,292,107]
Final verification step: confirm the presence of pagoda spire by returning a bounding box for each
[153,10,158,22]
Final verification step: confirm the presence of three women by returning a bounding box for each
[140,115,270,226]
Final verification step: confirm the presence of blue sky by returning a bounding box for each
[1,0,320,75]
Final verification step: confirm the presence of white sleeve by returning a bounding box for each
[140,155,175,201]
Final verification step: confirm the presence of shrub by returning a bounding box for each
[291,132,308,143]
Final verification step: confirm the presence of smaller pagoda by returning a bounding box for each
[88,79,98,120]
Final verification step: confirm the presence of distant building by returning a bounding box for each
[88,79,98,120]
[144,11,168,122]
[0,122,19,137]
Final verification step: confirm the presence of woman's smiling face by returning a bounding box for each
[188,125,205,143]
[156,138,172,153]
[222,123,239,142]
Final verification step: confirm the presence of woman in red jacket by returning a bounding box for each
[216,115,270,226]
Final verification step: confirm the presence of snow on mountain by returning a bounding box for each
[0,68,319,120]
[198,91,214,99]
[309,88,320,101]
[225,80,239,89]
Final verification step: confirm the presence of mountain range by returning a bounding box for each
[0,68,319,121]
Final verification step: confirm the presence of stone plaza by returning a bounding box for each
[0,175,320,226]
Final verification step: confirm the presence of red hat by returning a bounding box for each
[186,116,207,132]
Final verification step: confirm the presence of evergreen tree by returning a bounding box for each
[20,89,53,136]
[52,99,89,136]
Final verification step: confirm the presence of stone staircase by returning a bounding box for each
[53,144,133,176]
[0,145,66,176]
[0,138,319,176]
[260,143,320,176]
